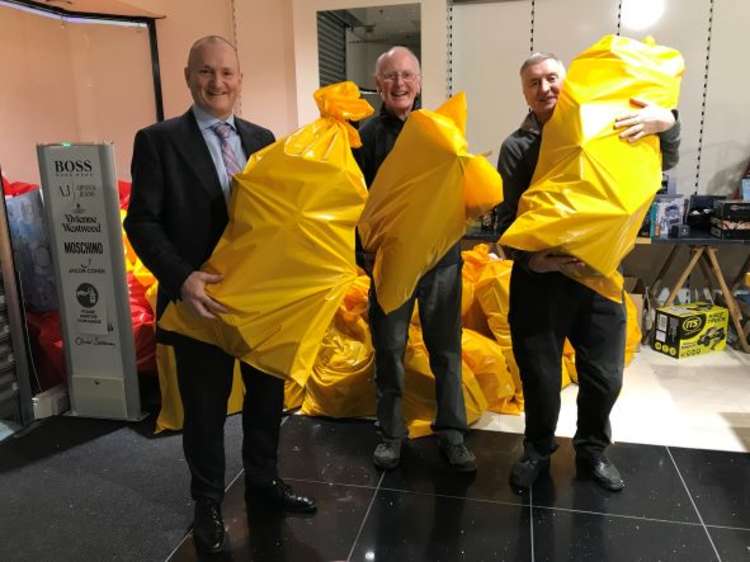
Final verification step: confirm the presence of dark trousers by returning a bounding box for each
[369,262,468,444]
[174,337,284,502]
[508,264,625,460]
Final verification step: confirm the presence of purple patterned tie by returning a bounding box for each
[211,122,242,177]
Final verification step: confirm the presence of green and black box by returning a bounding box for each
[652,302,728,359]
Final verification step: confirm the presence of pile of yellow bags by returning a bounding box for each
[501,35,684,301]
[358,92,503,313]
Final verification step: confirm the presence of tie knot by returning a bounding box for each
[212,121,233,140]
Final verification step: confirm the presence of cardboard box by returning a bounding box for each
[713,199,750,220]
[624,276,645,331]
[710,217,750,240]
[652,302,728,359]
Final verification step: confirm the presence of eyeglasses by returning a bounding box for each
[379,71,420,83]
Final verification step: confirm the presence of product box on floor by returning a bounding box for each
[652,302,728,359]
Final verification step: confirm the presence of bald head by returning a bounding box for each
[184,35,242,120]
[187,35,238,71]
[374,46,421,77]
[374,46,422,120]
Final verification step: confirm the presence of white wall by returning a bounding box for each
[452,0,749,197]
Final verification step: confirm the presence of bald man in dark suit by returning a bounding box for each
[125,35,315,555]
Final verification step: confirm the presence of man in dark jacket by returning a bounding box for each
[354,46,476,473]
[496,52,681,492]
[124,36,315,554]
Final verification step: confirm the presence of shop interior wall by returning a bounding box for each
[452,0,750,288]
[292,0,447,125]
[0,0,297,184]
[2,0,746,286]
[0,6,155,184]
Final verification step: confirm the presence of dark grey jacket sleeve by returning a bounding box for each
[659,110,681,171]
[496,139,533,266]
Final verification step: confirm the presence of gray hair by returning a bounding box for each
[519,52,563,75]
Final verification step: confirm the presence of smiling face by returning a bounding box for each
[184,38,242,120]
[375,47,422,120]
[521,57,565,124]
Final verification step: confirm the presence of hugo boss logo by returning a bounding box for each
[681,315,705,337]
[54,159,93,173]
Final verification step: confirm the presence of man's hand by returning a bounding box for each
[180,271,228,320]
[528,250,587,274]
[614,97,676,143]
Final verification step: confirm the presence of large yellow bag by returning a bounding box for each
[461,329,518,415]
[358,92,504,313]
[301,275,376,418]
[159,82,373,387]
[402,325,488,438]
[473,260,526,412]
[500,35,684,301]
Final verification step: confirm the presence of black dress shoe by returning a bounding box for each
[510,455,550,489]
[246,478,317,513]
[576,455,625,492]
[193,498,225,554]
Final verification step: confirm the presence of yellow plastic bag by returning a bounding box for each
[461,244,495,336]
[284,380,306,411]
[358,92,504,313]
[500,35,684,300]
[462,329,518,415]
[473,260,525,412]
[301,276,376,418]
[624,291,641,365]
[402,325,488,438]
[159,82,373,386]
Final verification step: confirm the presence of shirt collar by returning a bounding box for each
[192,104,237,133]
[520,111,542,135]
[379,97,422,121]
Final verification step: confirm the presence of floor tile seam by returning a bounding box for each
[346,471,385,562]
[377,485,532,509]
[704,523,750,532]
[280,476,381,491]
[532,503,706,527]
[529,488,535,562]
[276,477,534,512]
[666,445,723,562]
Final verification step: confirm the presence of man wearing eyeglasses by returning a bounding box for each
[354,46,476,473]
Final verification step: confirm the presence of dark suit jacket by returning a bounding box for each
[124,109,274,343]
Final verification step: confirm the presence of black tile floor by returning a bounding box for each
[169,415,749,562]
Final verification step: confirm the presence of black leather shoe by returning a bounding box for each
[509,455,550,489]
[246,478,317,513]
[193,498,225,554]
[576,455,625,492]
